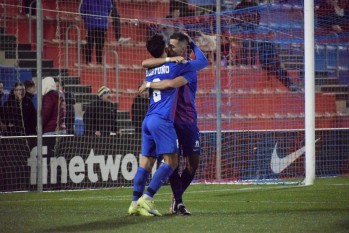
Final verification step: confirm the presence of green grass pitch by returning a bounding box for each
[0,177,348,233]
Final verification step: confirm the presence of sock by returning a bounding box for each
[169,167,183,204]
[145,163,173,198]
[180,168,196,197]
[132,167,149,201]
[143,194,153,201]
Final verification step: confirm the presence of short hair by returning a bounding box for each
[170,32,189,45]
[146,34,166,58]
[13,82,24,89]
[24,80,35,89]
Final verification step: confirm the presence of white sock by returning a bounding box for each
[143,194,153,201]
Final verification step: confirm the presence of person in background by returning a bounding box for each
[235,0,260,67]
[23,0,36,16]
[83,86,118,137]
[24,79,36,109]
[2,82,36,136]
[80,0,112,66]
[317,0,349,33]
[169,0,195,17]
[42,77,66,135]
[111,0,131,44]
[0,81,9,134]
[55,79,76,135]
[162,7,182,42]
[131,92,149,137]
[258,31,297,91]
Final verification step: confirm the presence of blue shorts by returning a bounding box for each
[142,115,178,157]
[175,123,201,156]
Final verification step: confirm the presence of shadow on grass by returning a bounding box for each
[42,214,174,232]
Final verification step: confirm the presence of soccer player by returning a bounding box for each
[128,34,205,217]
[141,32,208,215]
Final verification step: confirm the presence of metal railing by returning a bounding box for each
[28,0,36,43]
[1,0,6,30]
[103,50,119,103]
[65,24,81,77]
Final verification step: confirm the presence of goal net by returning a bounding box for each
[0,0,348,192]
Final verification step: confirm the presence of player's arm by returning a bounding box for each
[188,40,209,71]
[139,76,188,94]
[142,56,185,68]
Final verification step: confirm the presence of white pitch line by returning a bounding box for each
[1,182,348,204]
[0,185,303,203]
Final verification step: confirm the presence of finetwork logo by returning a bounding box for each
[270,138,320,174]
[27,147,143,185]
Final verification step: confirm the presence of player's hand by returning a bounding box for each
[170,56,185,63]
[138,82,148,94]
[182,32,192,43]
[139,90,149,99]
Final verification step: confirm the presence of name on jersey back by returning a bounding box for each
[146,65,170,77]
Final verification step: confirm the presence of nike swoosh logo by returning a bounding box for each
[270,138,320,174]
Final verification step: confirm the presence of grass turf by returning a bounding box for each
[0,176,348,233]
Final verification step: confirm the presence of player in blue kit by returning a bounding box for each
[128,34,203,217]
[141,32,208,215]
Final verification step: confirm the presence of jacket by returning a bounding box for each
[80,0,112,30]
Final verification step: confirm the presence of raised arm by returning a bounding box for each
[188,41,209,71]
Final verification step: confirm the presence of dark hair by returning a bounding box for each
[8,82,24,100]
[14,82,24,89]
[170,32,189,44]
[24,80,35,89]
[146,34,166,58]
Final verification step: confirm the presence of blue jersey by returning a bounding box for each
[145,62,195,122]
[175,42,208,124]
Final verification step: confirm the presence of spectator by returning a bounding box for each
[2,82,37,136]
[80,0,112,66]
[317,0,349,33]
[54,78,68,133]
[111,0,131,44]
[23,0,36,17]
[24,79,37,108]
[83,86,118,137]
[170,0,195,17]
[55,79,76,135]
[131,92,149,136]
[235,0,260,67]
[42,77,66,135]
[0,81,9,106]
[341,0,349,31]
[147,7,183,42]
[258,33,297,91]
[162,7,182,42]
[0,80,9,134]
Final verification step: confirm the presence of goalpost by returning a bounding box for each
[0,0,348,192]
[303,0,315,186]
